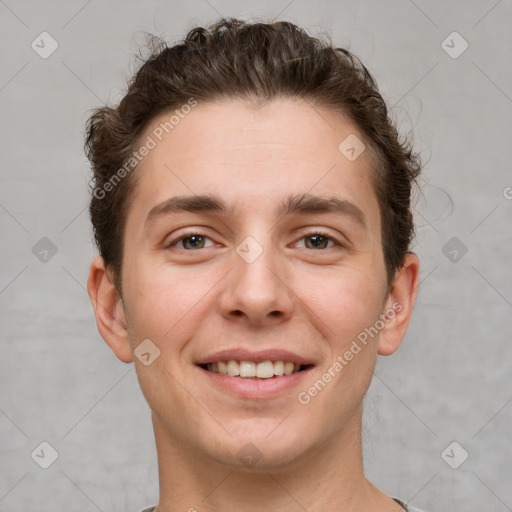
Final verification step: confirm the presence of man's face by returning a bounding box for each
[117,98,391,468]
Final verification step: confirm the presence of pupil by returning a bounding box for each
[186,235,203,248]
[309,235,326,248]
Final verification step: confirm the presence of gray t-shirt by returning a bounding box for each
[139,497,425,511]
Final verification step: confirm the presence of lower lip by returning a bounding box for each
[197,366,313,399]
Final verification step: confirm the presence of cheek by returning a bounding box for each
[302,267,384,334]
[122,260,217,344]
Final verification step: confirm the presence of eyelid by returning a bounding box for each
[292,229,344,249]
[165,228,346,251]
[165,230,217,249]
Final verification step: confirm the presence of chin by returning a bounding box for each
[203,422,315,471]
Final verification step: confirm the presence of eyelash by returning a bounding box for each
[166,230,342,251]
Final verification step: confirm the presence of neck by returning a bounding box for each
[151,407,399,512]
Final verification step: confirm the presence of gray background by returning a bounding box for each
[1,0,511,511]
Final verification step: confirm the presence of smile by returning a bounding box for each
[201,360,312,378]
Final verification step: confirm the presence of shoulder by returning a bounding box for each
[393,497,427,512]
[139,501,424,512]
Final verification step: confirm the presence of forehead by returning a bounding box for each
[127,98,380,232]
[141,98,364,167]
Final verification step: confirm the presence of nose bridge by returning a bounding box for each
[221,230,293,324]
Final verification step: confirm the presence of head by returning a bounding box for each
[86,18,420,470]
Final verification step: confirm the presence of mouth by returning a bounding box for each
[195,349,316,399]
[199,360,314,379]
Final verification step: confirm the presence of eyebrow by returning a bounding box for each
[144,193,367,228]
[284,194,366,227]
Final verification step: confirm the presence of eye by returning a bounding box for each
[295,231,339,250]
[166,230,341,251]
[167,232,216,250]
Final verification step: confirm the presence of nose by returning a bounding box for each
[218,236,294,327]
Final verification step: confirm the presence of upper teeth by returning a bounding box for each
[206,360,301,378]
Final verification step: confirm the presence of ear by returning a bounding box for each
[378,252,420,356]
[87,256,133,363]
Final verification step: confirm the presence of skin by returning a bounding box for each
[88,98,420,512]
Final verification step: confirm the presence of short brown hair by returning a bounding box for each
[85,17,421,293]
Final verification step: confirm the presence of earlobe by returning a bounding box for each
[377,253,420,356]
[87,256,134,363]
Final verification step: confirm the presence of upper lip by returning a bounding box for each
[196,349,315,366]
